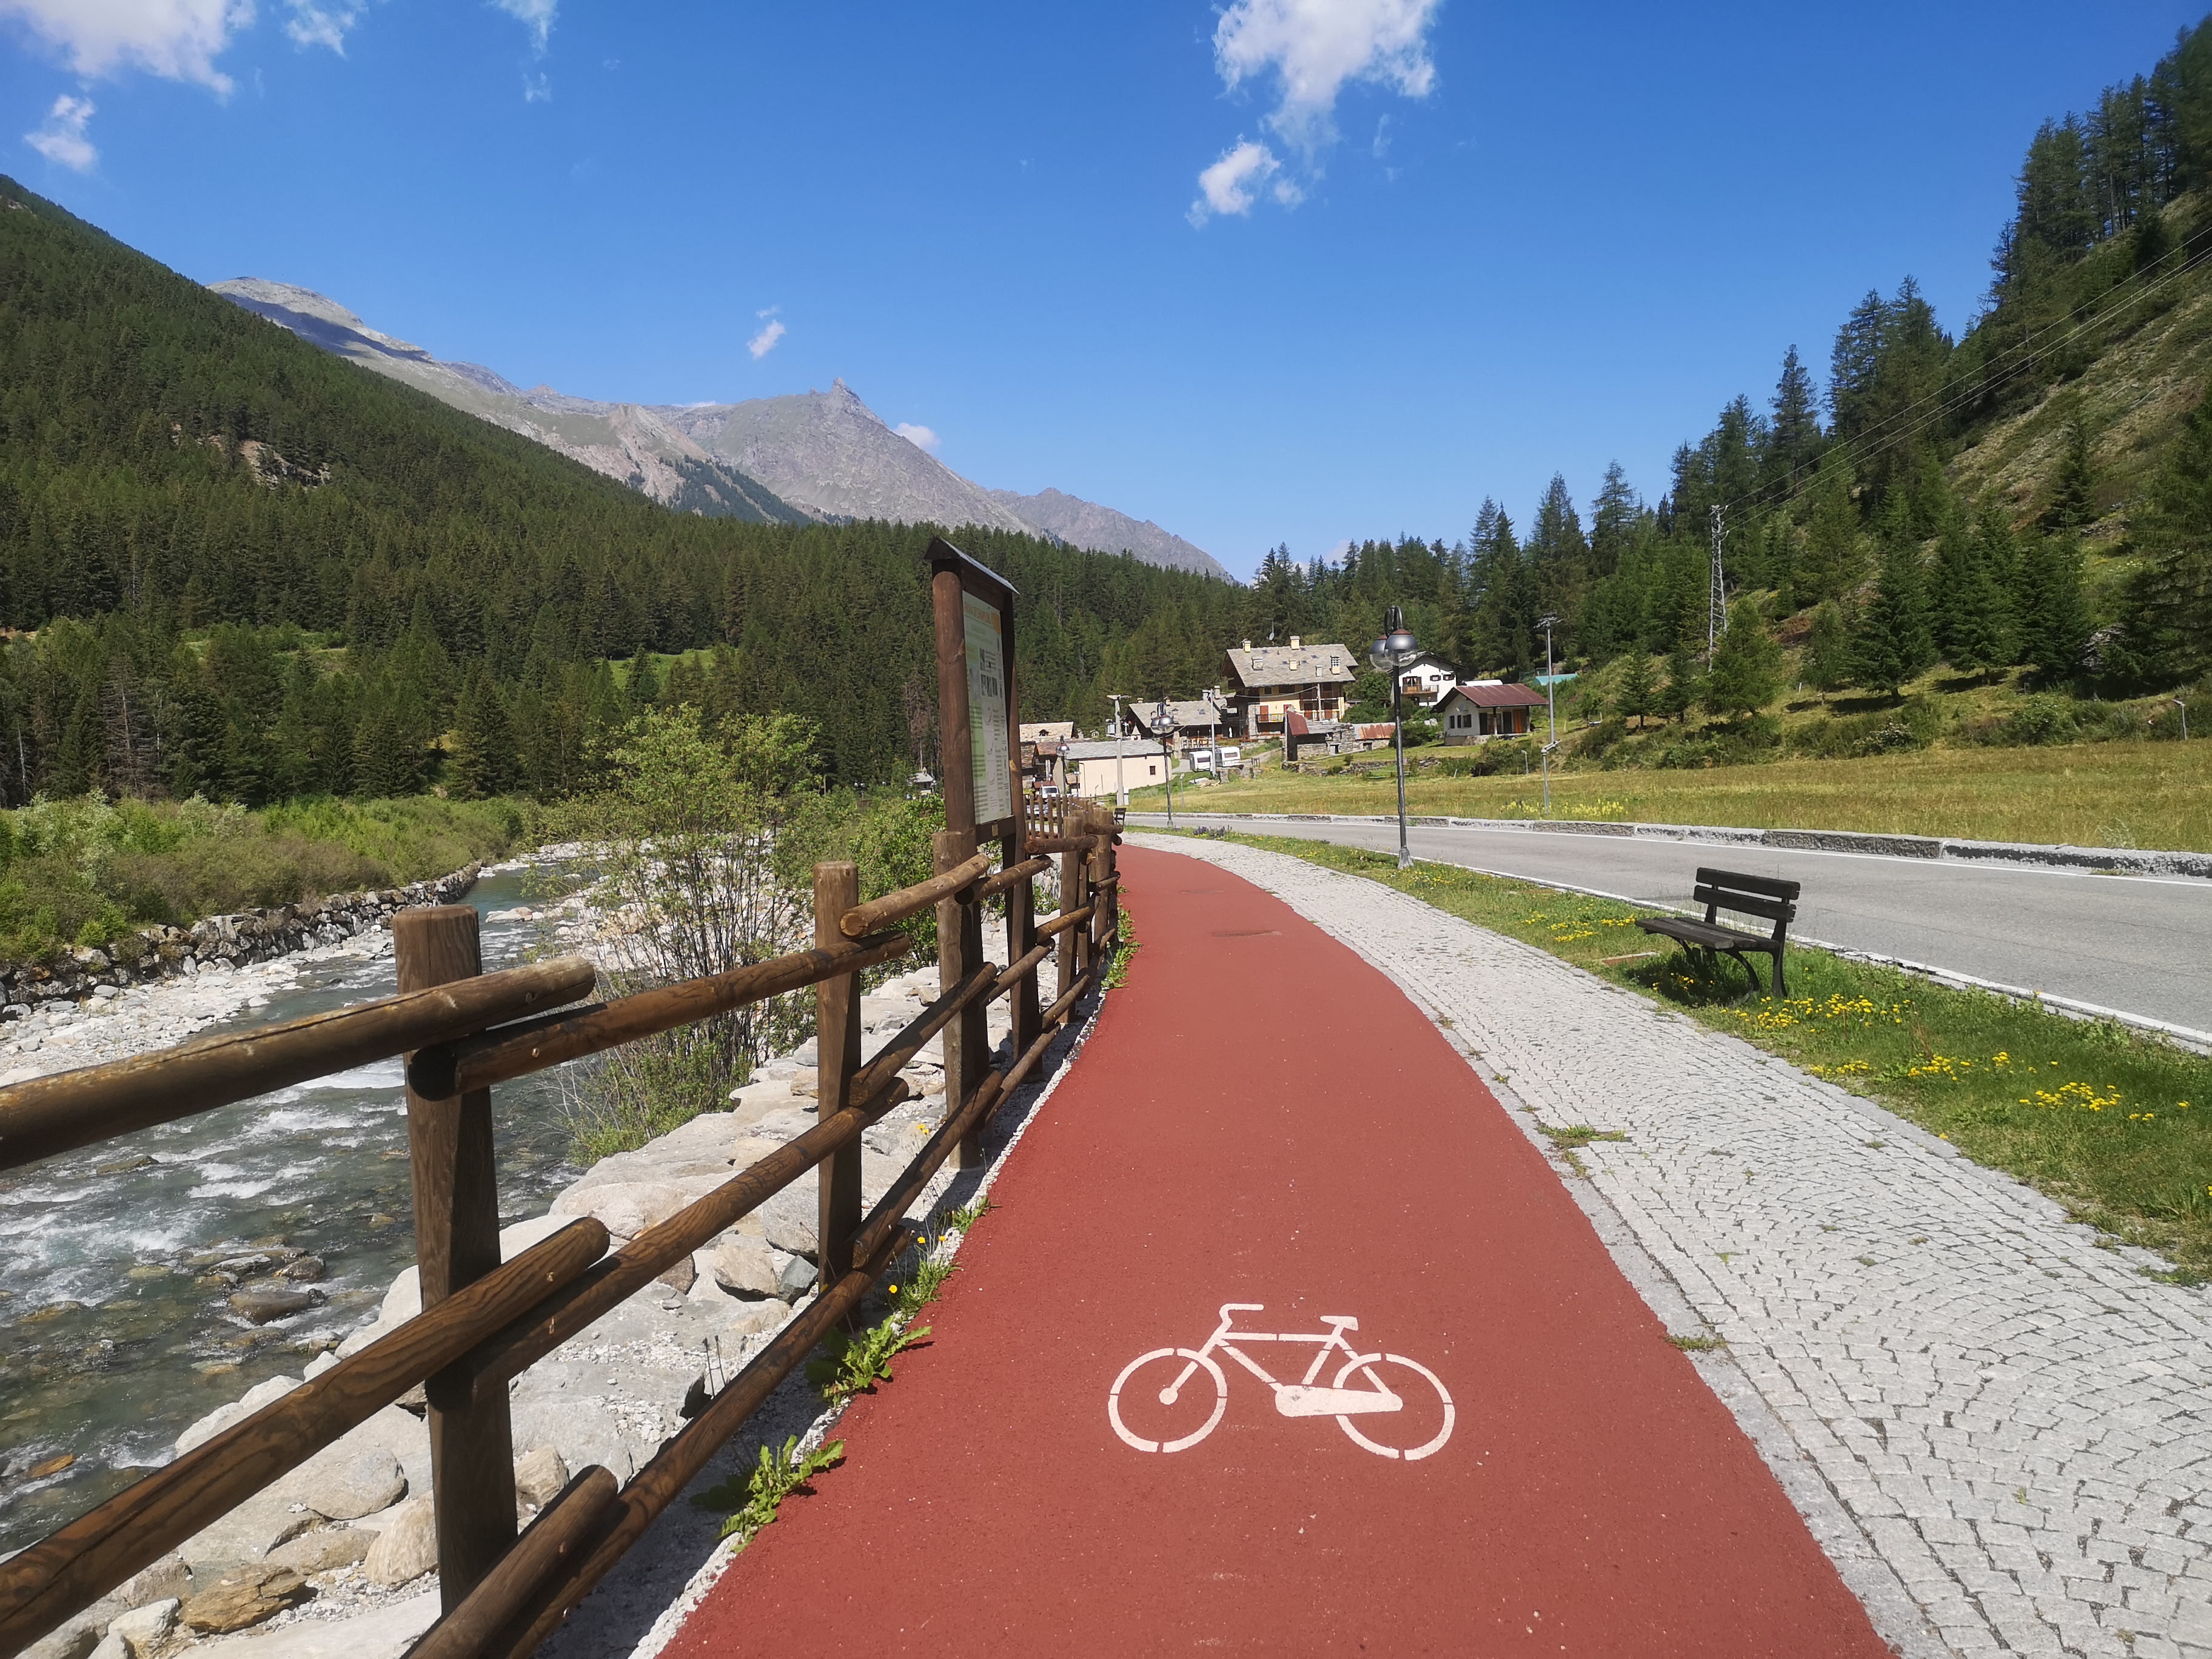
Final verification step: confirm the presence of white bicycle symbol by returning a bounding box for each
[1108,1302,1453,1461]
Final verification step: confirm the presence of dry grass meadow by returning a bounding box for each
[1136,740,2212,851]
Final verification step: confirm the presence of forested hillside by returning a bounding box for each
[0,178,1245,802]
[1179,18,2212,743]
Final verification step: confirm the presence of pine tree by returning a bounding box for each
[1851,543,1938,696]
[2043,411,2100,529]
[1763,345,1823,491]
[2116,387,2212,683]
[1803,602,1853,691]
[1612,651,1657,729]
[450,668,517,800]
[1658,638,1701,723]
[1702,600,1785,720]
[2013,533,2090,680]
[1797,452,1863,604]
[1933,508,2013,676]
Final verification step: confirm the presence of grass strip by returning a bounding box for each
[1138,738,2212,852]
[1162,829,2212,1278]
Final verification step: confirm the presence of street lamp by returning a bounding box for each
[1108,692,1128,809]
[1538,614,1560,818]
[1155,694,1177,828]
[1369,605,1419,869]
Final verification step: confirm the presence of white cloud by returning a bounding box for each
[1188,138,1293,226]
[522,70,550,101]
[282,0,366,52]
[489,0,554,53]
[1213,0,1441,154]
[24,93,96,169]
[895,423,940,454]
[746,317,786,360]
[0,0,255,93]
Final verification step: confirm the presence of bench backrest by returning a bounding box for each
[1695,866,1799,935]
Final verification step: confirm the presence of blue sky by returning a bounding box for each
[3,2,2205,580]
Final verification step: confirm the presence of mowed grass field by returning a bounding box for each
[1136,739,2212,851]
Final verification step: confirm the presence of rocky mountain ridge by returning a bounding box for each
[210,280,1233,580]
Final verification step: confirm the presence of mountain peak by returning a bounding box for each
[207,280,1230,578]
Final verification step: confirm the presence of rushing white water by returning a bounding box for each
[0,869,582,1553]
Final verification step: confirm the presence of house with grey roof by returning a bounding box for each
[1221,638,1357,738]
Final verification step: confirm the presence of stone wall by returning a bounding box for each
[0,865,481,1011]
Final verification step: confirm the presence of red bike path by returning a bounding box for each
[668,845,1891,1657]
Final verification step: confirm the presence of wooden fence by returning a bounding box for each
[0,803,1122,1659]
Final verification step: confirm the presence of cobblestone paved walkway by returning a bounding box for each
[1136,836,2212,1659]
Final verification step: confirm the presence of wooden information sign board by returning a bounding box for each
[928,537,1021,844]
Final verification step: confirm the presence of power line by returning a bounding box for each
[1712,222,2212,539]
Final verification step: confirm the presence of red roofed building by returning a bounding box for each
[1434,682,1549,743]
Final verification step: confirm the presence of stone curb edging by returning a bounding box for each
[1143,811,2212,880]
[0,864,483,1011]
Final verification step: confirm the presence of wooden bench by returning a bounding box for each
[1635,867,1801,998]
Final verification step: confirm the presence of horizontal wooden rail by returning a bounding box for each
[403,1466,617,1659]
[844,963,999,1114]
[444,1078,910,1409]
[1036,905,1093,943]
[1044,970,1095,1028]
[974,856,1051,902]
[1026,833,1099,856]
[993,942,1051,995]
[850,1014,1061,1270]
[0,1219,609,1655]
[409,933,909,1100]
[489,1221,914,1658]
[0,957,597,1174]
[837,851,991,939]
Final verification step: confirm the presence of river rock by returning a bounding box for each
[751,1107,818,1142]
[362,1497,436,1587]
[105,1598,178,1657]
[181,1589,438,1659]
[179,1374,302,1453]
[722,1299,790,1338]
[86,1636,126,1659]
[118,1556,190,1610]
[547,1176,723,1239]
[265,1526,372,1574]
[295,1448,405,1521]
[229,1285,318,1324]
[279,1256,326,1282]
[512,1445,568,1510]
[776,1256,819,1300]
[178,1487,318,1578]
[656,1253,697,1293]
[183,1566,309,1634]
[705,1236,779,1298]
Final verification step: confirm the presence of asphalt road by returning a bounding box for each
[1127,812,2212,1038]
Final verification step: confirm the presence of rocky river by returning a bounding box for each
[0,866,574,1558]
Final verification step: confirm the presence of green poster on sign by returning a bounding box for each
[963,591,1012,824]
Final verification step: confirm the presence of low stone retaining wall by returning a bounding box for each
[1154,812,2212,880]
[0,865,481,1012]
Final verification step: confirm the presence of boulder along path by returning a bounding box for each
[670,842,1888,1657]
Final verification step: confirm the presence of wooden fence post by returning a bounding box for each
[814,863,862,1299]
[1007,822,1041,1061]
[394,905,518,1610]
[1063,813,1091,1010]
[933,829,988,1170]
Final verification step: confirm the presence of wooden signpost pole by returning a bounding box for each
[927,538,1021,1170]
